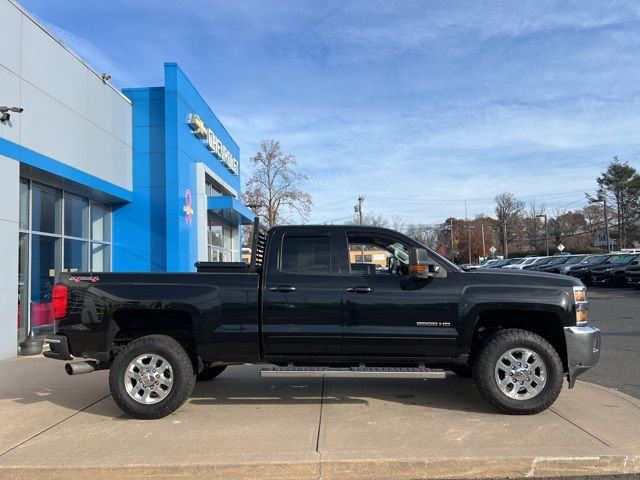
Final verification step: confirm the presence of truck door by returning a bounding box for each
[340,231,459,358]
[262,228,344,357]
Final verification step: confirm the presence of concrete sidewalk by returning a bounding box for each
[1,356,639,479]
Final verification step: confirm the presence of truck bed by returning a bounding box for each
[55,271,261,362]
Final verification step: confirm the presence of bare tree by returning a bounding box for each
[404,224,438,249]
[494,193,526,256]
[243,139,312,228]
[525,199,546,251]
[346,211,389,227]
[391,215,405,232]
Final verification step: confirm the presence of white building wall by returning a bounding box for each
[0,0,132,190]
[0,155,19,358]
[0,0,132,357]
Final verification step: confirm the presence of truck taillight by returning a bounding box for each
[52,284,68,319]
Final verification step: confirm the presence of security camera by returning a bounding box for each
[0,106,23,123]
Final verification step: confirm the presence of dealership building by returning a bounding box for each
[0,0,253,358]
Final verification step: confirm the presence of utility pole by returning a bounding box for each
[604,197,611,253]
[481,223,486,259]
[356,196,365,262]
[450,218,455,263]
[503,221,508,259]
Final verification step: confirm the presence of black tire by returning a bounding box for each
[473,328,563,415]
[109,334,196,419]
[196,365,227,381]
[613,274,628,288]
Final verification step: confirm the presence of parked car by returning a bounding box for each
[502,257,542,270]
[544,255,589,274]
[625,264,640,289]
[567,254,616,285]
[44,221,600,419]
[479,259,502,268]
[590,254,640,287]
[537,256,573,272]
[522,256,553,270]
[482,258,512,268]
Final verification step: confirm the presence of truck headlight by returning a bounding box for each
[573,286,588,325]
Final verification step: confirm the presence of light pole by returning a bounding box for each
[588,196,611,253]
[537,214,549,256]
[355,196,365,262]
[502,221,508,259]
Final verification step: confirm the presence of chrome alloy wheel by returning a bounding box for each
[494,347,547,400]
[124,354,173,404]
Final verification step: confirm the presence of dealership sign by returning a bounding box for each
[187,113,239,175]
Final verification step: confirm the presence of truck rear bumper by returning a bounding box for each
[43,334,72,361]
[564,325,600,388]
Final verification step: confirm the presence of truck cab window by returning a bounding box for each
[347,234,412,276]
[281,236,331,274]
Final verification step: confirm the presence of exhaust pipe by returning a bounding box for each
[65,360,107,375]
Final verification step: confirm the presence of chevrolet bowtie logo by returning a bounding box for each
[187,113,207,139]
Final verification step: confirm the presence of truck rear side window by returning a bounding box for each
[281,236,331,274]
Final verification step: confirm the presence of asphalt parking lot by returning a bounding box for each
[580,287,640,399]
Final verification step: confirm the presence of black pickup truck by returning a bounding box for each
[44,222,600,419]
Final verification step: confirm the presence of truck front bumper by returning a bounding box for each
[564,325,601,388]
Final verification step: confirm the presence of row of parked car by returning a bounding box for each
[478,253,640,288]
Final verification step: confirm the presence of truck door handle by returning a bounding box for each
[346,286,373,293]
[269,285,296,293]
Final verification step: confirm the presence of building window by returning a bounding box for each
[205,175,233,198]
[17,179,112,338]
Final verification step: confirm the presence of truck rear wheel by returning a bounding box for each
[196,365,227,381]
[109,334,196,419]
[473,328,563,415]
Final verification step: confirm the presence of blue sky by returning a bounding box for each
[20,0,640,224]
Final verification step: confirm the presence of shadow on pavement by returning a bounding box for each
[0,359,498,420]
[188,372,497,415]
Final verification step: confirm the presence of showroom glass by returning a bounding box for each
[17,179,112,338]
[207,221,234,262]
[32,183,61,234]
[280,236,331,274]
[64,193,88,238]
[19,179,29,229]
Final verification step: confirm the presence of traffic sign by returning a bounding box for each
[557,244,565,252]
[489,246,497,254]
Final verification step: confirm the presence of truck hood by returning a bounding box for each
[465,267,582,288]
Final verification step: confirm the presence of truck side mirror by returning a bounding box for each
[408,247,440,279]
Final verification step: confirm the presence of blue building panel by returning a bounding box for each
[115,63,253,273]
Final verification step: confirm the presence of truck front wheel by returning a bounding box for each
[473,328,563,414]
[109,334,196,419]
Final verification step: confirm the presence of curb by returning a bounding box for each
[1,456,639,480]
